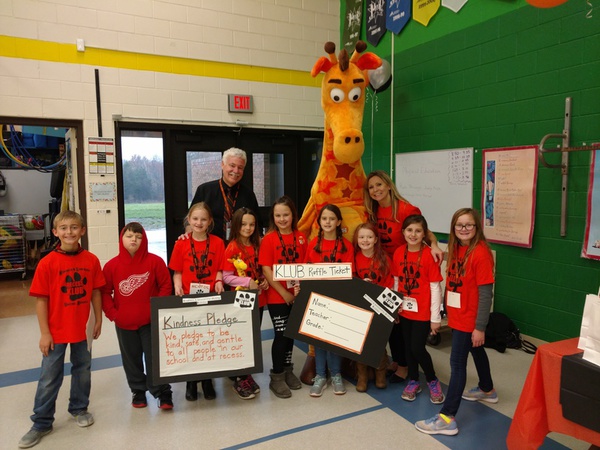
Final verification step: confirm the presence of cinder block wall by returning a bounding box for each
[358,1,600,341]
[0,0,339,263]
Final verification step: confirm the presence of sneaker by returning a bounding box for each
[131,390,147,408]
[309,375,328,397]
[158,392,174,410]
[246,374,260,394]
[73,411,94,427]
[331,374,346,395]
[462,386,498,404]
[415,413,458,436]
[233,378,256,400]
[18,428,52,449]
[428,379,445,404]
[401,380,422,401]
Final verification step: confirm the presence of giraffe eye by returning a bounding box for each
[330,88,344,103]
[348,87,361,102]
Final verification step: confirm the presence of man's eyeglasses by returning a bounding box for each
[454,223,475,231]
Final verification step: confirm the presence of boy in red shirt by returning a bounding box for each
[19,211,105,449]
[102,222,173,410]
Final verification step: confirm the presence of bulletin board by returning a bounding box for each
[151,291,262,384]
[395,148,473,233]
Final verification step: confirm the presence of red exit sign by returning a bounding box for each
[228,94,253,113]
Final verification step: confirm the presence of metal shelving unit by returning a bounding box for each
[0,215,26,279]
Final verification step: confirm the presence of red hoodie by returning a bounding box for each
[101,226,172,330]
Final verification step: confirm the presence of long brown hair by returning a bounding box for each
[352,222,390,278]
[229,207,260,249]
[446,208,493,277]
[268,195,299,233]
[363,170,411,224]
[314,204,347,253]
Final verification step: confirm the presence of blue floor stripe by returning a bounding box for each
[0,330,570,450]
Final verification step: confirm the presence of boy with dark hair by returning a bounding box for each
[19,211,105,449]
[101,222,174,409]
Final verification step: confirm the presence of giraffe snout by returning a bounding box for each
[334,129,364,163]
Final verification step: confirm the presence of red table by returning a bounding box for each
[507,338,600,449]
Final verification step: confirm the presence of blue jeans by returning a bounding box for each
[440,329,493,417]
[314,346,342,377]
[31,340,91,430]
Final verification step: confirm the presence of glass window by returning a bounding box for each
[121,131,166,264]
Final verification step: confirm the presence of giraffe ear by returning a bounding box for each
[312,56,334,77]
[355,53,382,72]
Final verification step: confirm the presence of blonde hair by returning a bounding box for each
[186,202,214,234]
[53,210,84,229]
[446,208,493,277]
[364,170,411,223]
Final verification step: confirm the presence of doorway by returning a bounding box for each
[115,122,322,264]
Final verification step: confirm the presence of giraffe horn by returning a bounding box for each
[325,41,337,65]
[350,40,367,64]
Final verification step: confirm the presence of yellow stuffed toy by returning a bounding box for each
[227,254,255,291]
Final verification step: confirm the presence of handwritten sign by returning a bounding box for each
[482,146,538,247]
[300,293,373,354]
[151,291,262,383]
[273,263,353,280]
[286,279,403,367]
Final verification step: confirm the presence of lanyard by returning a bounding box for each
[402,245,423,295]
[190,235,211,280]
[276,230,297,263]
[239,244,259,279]
[219,179,239,220]
[323,237,341,262]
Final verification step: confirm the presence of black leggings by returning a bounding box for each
[268,303,294,373]
[401,316,436,382]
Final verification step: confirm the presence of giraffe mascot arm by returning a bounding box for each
[298,42,382,385]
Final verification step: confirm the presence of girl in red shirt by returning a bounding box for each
[416,208,496,436]
[352,222,393,392]
[223,207,269,399]
[363,170,443,383]
[169,202,225,402]
[305,204,354,397]
[258,196,307,399]
[391,215,444,404]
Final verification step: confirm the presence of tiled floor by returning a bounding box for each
[0,274,592,450]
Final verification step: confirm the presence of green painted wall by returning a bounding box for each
[345,1,600,341]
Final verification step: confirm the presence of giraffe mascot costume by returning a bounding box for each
[298,41,382,384]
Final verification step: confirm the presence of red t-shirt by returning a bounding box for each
[392,244,443,322]
[224,240,267,307]
[305,236,354,265]
[258,230,307,304]
[445,242,494,332]
[376,200,421,258]
[30,249,105,344]
[354,251,393,289]
[169,234,225,294]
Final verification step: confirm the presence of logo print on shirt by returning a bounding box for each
[60,272,87,301]
[119,272,150,296]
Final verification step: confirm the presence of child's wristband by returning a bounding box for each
[215,280,223,285]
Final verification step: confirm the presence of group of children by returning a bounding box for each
[19,177,497,447]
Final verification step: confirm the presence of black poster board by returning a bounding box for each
[285,278,402,368]
[151,291,262,384]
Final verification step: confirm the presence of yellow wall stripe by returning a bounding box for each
[0,35,321,87]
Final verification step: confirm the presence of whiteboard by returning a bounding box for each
[394,148,473,233]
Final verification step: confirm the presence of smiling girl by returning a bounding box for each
[259,196,307,399]
[391,215,443,404]
[168,202,225,403]
[415,208,496,436]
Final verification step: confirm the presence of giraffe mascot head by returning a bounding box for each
[298,41,382,241]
